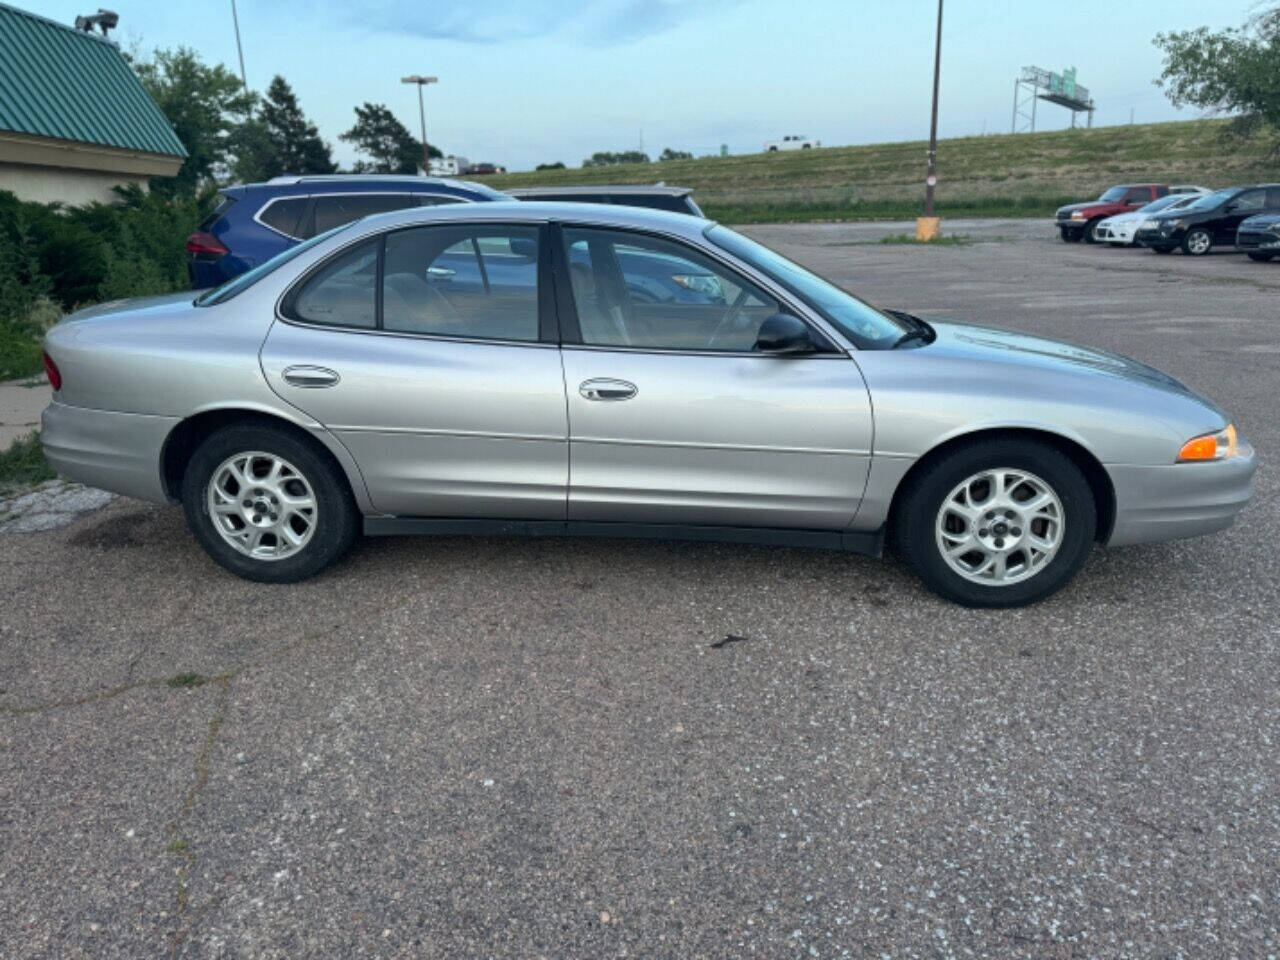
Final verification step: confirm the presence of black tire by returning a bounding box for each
[1181,227,1212,256]
[181,422,359,583]
[1059,227,1082,243]
[892,440,1096,608]
[1151,245,1173,254]
[1108,242,1125,248]
[1247,251,1275,262]
[1082,218,1104,244]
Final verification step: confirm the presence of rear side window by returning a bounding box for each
[257,197,308,238]
[1124,187,1151,203]
[382,225,540,341]
[288,239,378,328]
[303,194,423,238]
[1267,188,1280,208]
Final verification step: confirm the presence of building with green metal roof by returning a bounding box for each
[0,2,187,204]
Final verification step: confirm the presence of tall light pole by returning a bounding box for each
[916,0,944,241]
[230,0,247,91]
[401,75,438,174]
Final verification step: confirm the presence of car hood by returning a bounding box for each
[1056,200,1122,216]
[60,291,197,324]
[922,321,1204,400]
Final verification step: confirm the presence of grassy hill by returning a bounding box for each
[485,119,1278,223]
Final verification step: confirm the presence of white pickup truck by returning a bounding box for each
[763,135,820,152]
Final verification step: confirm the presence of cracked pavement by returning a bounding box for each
[1,225,1277,957]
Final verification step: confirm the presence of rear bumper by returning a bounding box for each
[1105,444,1257,547]
[41,400,176,503]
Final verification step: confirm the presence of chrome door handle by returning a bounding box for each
[579,378,637,401]
[282,365,340,388]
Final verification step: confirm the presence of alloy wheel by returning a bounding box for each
[1186,230,1211,255]
[934,468,1064,586]
[206,451,317,560]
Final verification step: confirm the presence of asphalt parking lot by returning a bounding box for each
[2,223,1277,958]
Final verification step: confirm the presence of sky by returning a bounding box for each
[36,0,1258,172]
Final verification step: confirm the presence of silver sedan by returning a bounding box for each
[41,203,1256,606]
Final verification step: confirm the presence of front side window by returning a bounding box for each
[382,225,539,341]
[1098,186,1128,202]
[1232,190,1266,212]
[562,227,781,351]
[705,225,910,349]
[289,239,378,328]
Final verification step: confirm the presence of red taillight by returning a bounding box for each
[43,351,62,391]
[185,230,228,258]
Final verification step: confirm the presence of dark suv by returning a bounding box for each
[186,175,509,288]
[1134,184,1280,256]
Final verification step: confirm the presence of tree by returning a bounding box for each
[659,148,693,161]
[233,76,336,181]
[1154,5,1280,148]
[582,150,650,167]
[535,161,566,170]
[131,47,255,194]
[340,102,440,174]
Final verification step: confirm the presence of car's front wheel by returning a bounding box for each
[182,423,359,583]
[1182,228,1212,256]
[893,440,1096,607]
[1083,218,1104,244]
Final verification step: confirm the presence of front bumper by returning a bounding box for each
[1236,230,1280,251]
[1095,221,1136,243]
[41,400,177,503]
[1134,227,1179,247]
[1105,443,1257,547]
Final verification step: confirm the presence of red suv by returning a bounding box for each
[1054,184,1168,243]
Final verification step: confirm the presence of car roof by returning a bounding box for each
[222,175,509,199]
[345,199,713,241]
[507,185,694,198]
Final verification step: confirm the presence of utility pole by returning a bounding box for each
[401,75,438,174]
[230,0,247,90]
[916,0,944,241]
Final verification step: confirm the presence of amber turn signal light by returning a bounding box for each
[1178,424,1237,462]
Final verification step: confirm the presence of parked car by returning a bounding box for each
[764,135,820,151]
[509,185,703,216]
[1053,184,1197,243]
[1235,212,1280,262]
[465,162,506,175]
[1093,191,1206,246]
[185,174,509,288]
[41,203,1255,607]
[1134,184,1280,255]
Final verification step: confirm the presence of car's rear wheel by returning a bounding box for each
[1247,252,1275,262]
[182,423,359,583]
[893,440,1096,607]
[1182,228,1212,256]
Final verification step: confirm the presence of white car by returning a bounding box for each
[764,135,820,152]
[1094,190,1207,246]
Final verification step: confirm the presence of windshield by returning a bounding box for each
[1179,189,1233,213]
[1098,186,1129,202]
[704,225,911,349]
[194,227,343,306]
[1138,194,1191,214]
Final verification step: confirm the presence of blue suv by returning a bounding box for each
[185,175,510,288]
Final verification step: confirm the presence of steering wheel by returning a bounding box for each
[704,288,751,349]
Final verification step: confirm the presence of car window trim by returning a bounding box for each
[277,221,556,347]
[255,191,475,241]
[549,222,843,356]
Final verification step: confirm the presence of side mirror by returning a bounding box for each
[754,314,816,355]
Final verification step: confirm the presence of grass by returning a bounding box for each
[166,673,209,689]
[877,233,974,245]
[486,118,1280,223]
[0,326,42,381]
[0,432,54,496]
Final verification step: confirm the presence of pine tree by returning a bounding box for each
[340,102,440,174]
[233,75,335,181]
